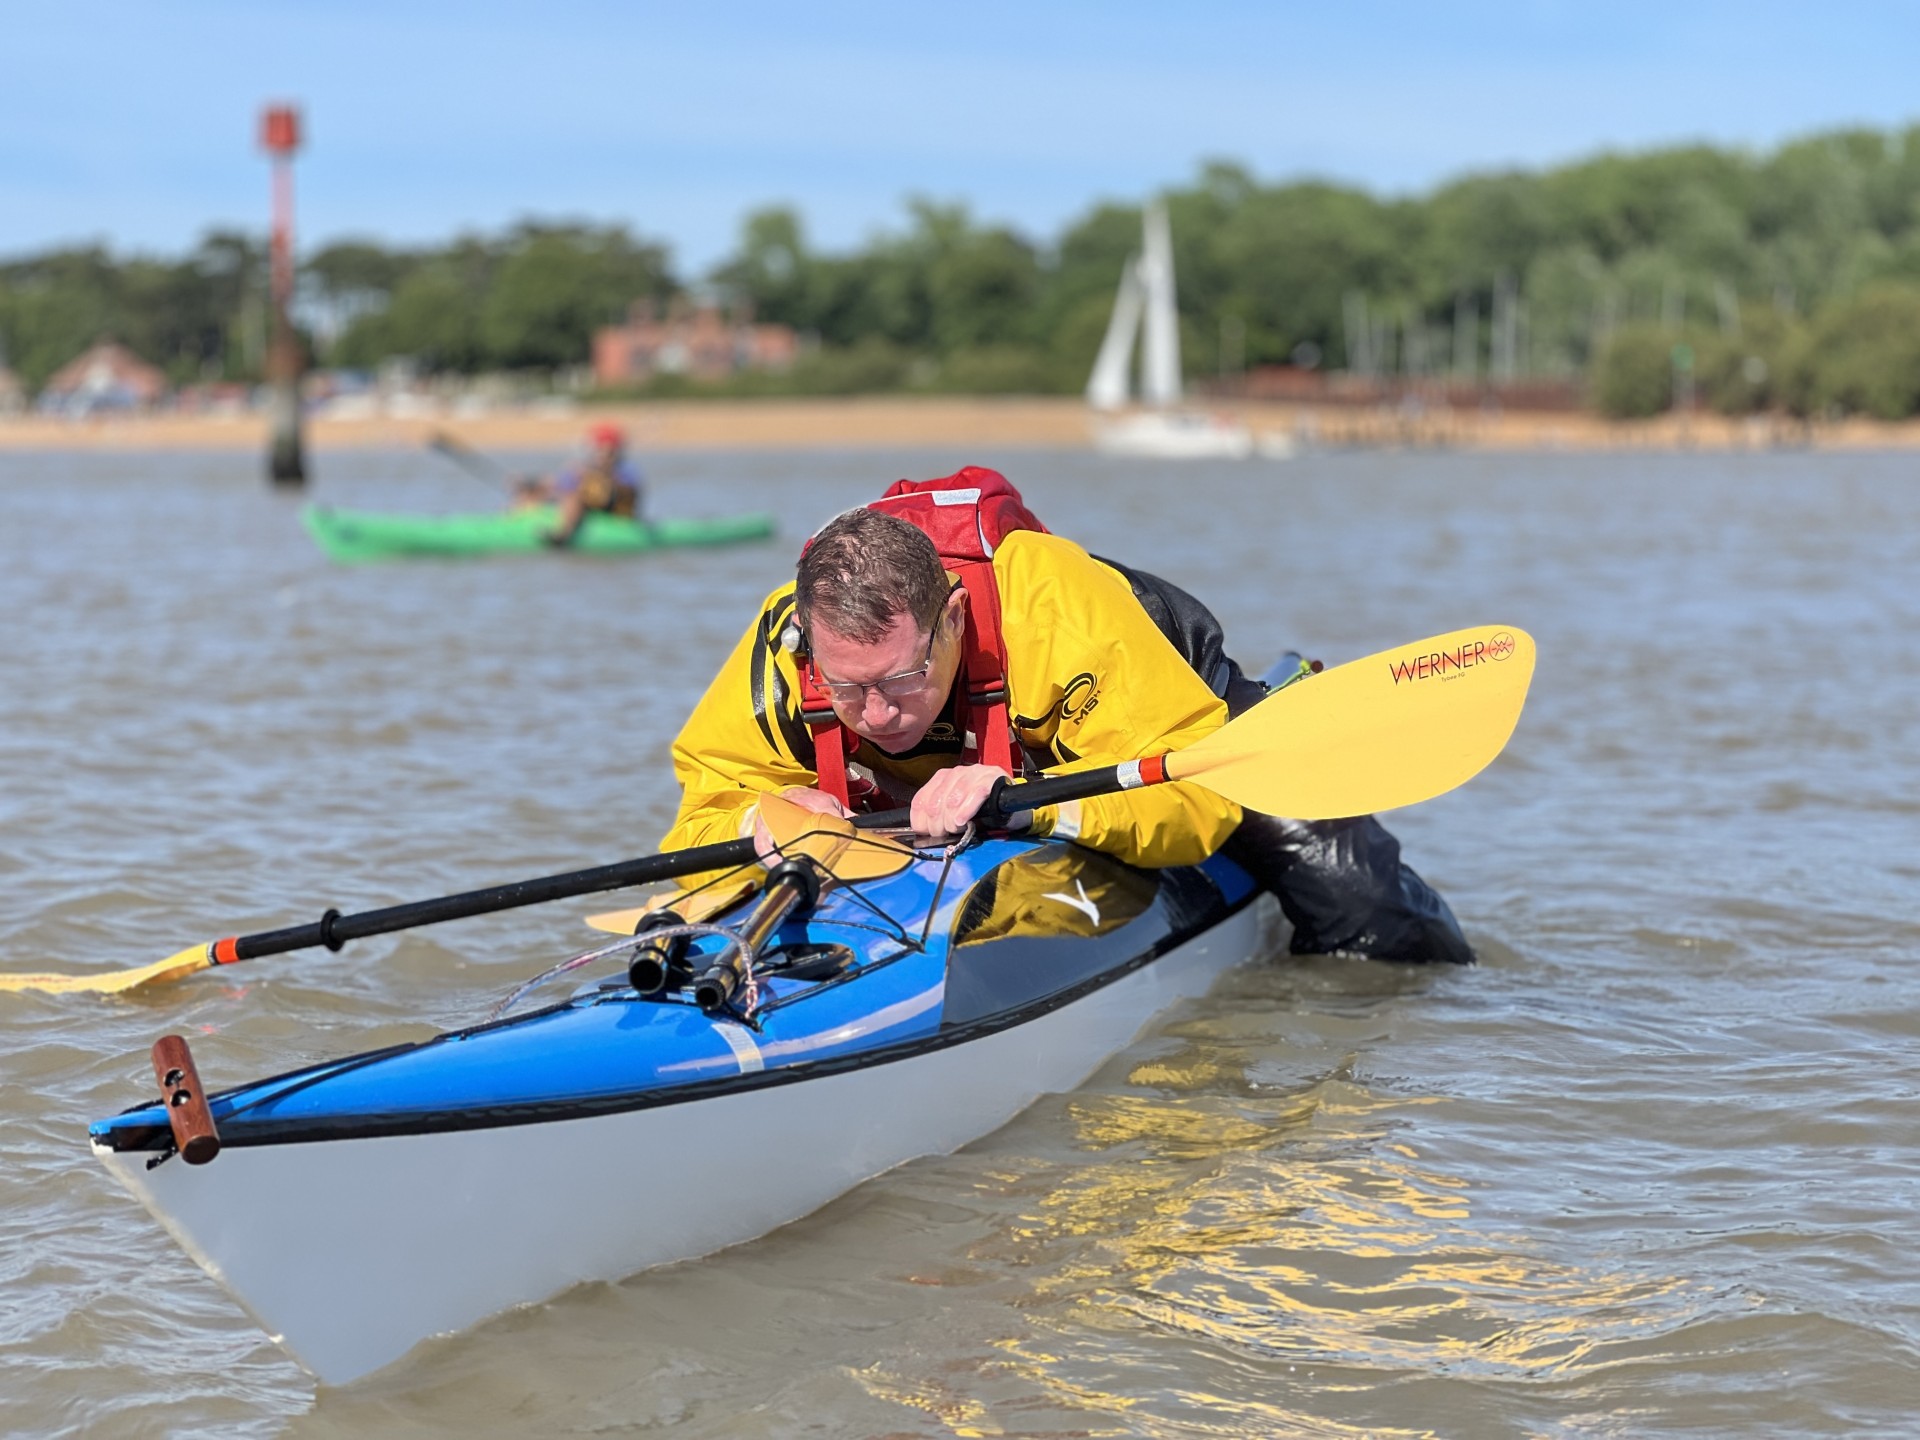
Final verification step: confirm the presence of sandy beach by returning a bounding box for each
[2,394,1916,453]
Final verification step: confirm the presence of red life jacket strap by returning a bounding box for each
[952,556,1015,777]
[805,703,852,807]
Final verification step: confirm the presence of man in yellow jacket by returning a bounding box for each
[665,498,1470,963]
[666,505,1235,866]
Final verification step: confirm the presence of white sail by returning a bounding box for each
[1139,202,1182,406]
[1085,256,1144,411]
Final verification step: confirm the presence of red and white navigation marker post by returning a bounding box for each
[260,104,306,486]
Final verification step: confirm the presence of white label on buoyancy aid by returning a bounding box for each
[715,1022,765,1073]
[930,488,982,505]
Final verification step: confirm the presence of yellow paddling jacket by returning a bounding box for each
[663,530,1241,870]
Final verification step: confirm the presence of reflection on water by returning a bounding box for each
[4,448,1920,1436]
[957,1028,1700,1438]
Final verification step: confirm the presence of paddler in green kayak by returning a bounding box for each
[663,467,1472,963]
[514,422,645,545]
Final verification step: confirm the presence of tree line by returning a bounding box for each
[8,123,1920,418]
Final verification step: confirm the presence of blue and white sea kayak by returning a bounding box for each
[90,836,1267,1385]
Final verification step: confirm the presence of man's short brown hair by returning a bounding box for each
[796,507,948,644]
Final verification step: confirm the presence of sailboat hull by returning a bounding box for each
[1092,410,1256,459]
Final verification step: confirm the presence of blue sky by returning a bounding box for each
[4,1,1914,272]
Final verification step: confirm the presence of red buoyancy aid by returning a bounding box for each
[797,467,1049,810]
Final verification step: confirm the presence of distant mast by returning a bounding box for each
[1137,203,1181,406]
[1083,201,1183,412]
[260,104,306,487]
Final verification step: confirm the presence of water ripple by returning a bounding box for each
[5,449,1920,1434]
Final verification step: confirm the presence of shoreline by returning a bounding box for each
[2,395,1917,452]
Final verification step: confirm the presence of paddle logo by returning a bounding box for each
[1387,633,1511,685]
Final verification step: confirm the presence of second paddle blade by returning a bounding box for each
[585,879,759,935]
[755,794,916,880]
[0,943,215,997]
[1173,624,1536,819]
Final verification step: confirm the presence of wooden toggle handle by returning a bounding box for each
[151,1034,221,1165]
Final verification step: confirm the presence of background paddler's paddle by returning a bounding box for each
[0,624,1532,997]
[427,431,517,492]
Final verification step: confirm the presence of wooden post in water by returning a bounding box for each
[260,104,306,487]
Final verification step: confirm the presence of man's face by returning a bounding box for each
[810,592,964,753]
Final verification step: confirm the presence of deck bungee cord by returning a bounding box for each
[490,813,980,1023]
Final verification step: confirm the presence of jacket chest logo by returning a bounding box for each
[1060,672,1100,721]
[1014,672,1101,739]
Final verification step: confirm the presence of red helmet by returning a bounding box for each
[588,422,624,448]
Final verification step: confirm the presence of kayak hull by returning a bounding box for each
[91,839,1267,1384]
[301,504,776,562]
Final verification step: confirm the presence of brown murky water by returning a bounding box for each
[2,444,1916,1437]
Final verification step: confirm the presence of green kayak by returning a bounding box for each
[301,505,776,563]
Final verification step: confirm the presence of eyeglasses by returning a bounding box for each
[816,622,942,703]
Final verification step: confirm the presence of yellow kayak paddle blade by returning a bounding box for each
[756,792,916,880]
[586,879,760,935]
[0,943,216,997]
[1171,624,1536,818]
[588,797,914,935]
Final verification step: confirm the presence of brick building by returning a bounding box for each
[593,300,800,388]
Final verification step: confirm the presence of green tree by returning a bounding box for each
[481,224,670,371]
[1793,282,1920,418]
[711,207,813,328]
[337,264,484,371]
[1591,324,1676,418]
[928,227,1039,353]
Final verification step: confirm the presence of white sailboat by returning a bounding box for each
[1085,204,1265,460]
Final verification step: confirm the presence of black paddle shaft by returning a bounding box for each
[229,838,760,961]
[225,764,1140,962]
